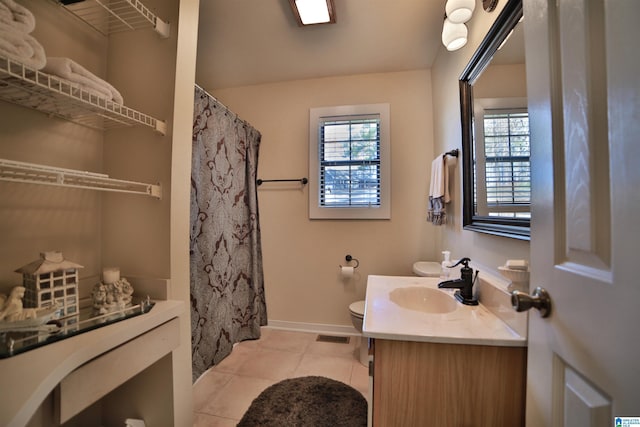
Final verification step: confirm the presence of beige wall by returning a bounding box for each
[211,70,438,327]
[475,63,527,98]
[431,2,530,270]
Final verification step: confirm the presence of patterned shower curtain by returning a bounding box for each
[190,86,267,381]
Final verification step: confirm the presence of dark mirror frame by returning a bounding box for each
[459,0,528,240]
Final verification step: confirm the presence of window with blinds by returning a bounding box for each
[319,115,380,207]
[309,104,390,219]
[482,110,531,217]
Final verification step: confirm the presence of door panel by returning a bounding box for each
[558,0,610,271]
[524,0,640,425]
[560,358,611,427]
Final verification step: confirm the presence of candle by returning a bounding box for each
[102,267,120,284]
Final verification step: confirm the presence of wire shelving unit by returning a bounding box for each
[0,55,166,134]
[53,0,170,38]
[0,159,162,199]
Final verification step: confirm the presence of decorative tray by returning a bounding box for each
[0,297,154,358]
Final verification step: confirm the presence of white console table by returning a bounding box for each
[0,299,184,427]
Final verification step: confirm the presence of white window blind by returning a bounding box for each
[309,104,390,219]
[319,115,381,207]
[482,110,531,217]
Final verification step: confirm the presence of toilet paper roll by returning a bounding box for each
[340,266,354,279]
[102,267,120,284]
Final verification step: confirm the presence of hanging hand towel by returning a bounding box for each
[0,23,46,69]
[42,57,124,104]
[0,0,36,34]
[427,153,450,225]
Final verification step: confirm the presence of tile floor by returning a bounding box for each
[193,327,369,426]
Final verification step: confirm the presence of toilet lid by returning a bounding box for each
[412,261,441,277]
[349,300,365,317]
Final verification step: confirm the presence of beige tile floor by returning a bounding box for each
[193,328,369,426]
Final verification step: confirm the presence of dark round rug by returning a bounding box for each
[237,376,367,427]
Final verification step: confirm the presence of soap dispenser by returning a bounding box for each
[441,251,451,279]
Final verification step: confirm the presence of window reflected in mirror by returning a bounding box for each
[474,102,530,219]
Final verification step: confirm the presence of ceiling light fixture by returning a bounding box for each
[289,0,336,26]
[442,18,468,51]
[445,0,476,23]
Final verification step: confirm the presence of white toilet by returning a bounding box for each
[412,261,442,277]
[348,300,368,366]
[349,262,441,366]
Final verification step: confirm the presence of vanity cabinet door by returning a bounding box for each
[372,339,526,427]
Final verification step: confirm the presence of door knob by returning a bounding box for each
[511,287,551,318]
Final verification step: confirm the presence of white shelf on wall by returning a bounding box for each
[0,158,162,199]
[53,0,170,38]
[0,55,166,134]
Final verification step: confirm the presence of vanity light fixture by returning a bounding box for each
[289,0,336,26]
[445,0,476,23]
[442,18,468,51]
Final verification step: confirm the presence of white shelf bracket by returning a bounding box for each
[154,17,171,39]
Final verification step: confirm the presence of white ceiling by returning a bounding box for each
[196,0,445,90]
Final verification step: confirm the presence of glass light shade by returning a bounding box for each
[445,0,476,23]
[295,0,331,25]
[442,19,468,51]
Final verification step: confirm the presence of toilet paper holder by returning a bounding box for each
[343,254,359,268]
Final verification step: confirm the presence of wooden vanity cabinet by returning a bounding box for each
[371,338,526,427]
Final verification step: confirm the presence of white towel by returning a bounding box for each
[427,153,450,225]
[42,57,124,104]
[0,0,36,34]
[0,23,46,69]
[429,154,450,202]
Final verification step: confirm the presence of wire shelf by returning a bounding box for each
[53,0,170,38]
[0,159,162,199]
[0,55,166,134]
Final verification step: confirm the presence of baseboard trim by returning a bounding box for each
[266,320,359,336]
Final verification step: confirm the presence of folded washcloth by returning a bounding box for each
[0,22,46,69]
[427,153,451,225]
[0,0,36,34]
[42,57,124,104]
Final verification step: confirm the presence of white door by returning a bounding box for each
[524,0,640,425]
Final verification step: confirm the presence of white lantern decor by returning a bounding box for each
[15,251,83,317]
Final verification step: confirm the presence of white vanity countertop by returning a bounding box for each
[362,275,526,347]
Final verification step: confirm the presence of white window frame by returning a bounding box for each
[309,103,391,219]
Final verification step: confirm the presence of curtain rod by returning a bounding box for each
[256,178,308,186]
[194,83,254,129]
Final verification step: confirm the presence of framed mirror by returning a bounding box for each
[459,0,529,240]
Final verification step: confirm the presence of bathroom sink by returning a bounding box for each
[389,286,458,314]
[363,276,527,345]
